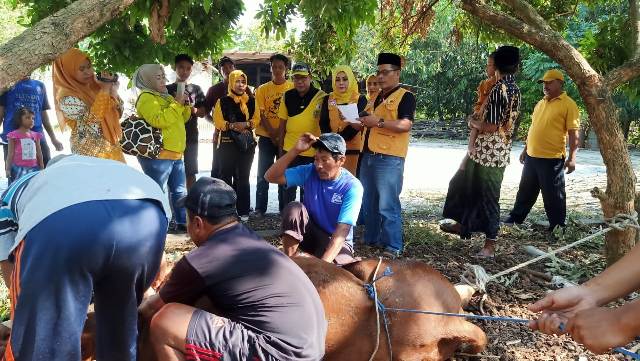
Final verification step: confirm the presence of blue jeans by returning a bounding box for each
[138,157,187,225]
[359,152,405,252]
[255,136,279,213]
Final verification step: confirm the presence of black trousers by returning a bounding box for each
[217,142,255,216]
[509,155,566,229]
[279,155,314,211]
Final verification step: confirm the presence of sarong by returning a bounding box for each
[442,157,505,240]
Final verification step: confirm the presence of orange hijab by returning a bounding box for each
[53,48,122,144]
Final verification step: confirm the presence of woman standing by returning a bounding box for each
[365,73,380,101]
[133,64,192,233]
[213,70,259,220]
[319,66,367,175]
[53,48,125,162]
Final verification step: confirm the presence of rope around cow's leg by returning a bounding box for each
[367,257,383,361]
[461,212,640,292]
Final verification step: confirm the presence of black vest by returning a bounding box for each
[219,96,256,123]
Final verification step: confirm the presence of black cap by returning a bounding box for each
[377,52,402,68]
[313,133,346,155]
[218,56,234,68]
[174,54,194,65]
[291,62,312,76]
[494,46,520,68]
[177,177,237,218]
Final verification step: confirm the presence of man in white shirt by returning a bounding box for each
[0,155,171,361]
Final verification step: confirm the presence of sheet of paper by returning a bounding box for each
[337,103,361,123]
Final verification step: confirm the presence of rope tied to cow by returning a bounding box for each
[461,212,640,293]
[363,257,394,361]
[363,257,640,360]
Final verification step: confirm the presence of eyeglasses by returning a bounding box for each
[376,68,399,76]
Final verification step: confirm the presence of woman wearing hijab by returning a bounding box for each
[365,73,380,101]
[319,66,367,175]
[53,48,125,162]
[213,70,260,220]
[133,64,192,234]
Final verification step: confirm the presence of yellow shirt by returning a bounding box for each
[136,92,191,157]
[278,89,326,157]
[526,92,580,159]
[255,80,293,138]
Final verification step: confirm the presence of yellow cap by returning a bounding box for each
[538,69,565,83]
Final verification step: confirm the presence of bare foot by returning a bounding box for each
[476,239,496,258]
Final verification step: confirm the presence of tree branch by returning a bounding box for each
[0,0,135,87]
[499,0,552,31]
[606,56,640,89]
[459,0,594,80]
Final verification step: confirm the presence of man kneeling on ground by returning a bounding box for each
[139,177,326,361]
[265,132,363,265]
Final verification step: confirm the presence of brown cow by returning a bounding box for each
[297,257,487,360]
[62,257,487,361]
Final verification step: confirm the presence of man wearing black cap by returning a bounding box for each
[167,54,206,190]
[357,52,416,258]
[441,45,522,257]
[265,132,363,265]
[276,62,327,208]
[141,177,327,361]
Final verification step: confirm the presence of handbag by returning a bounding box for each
[120,115,164,158]
[228,129,256,153]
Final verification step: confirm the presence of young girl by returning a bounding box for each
[5,107,44,184]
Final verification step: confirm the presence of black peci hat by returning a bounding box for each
[377,53,402,68]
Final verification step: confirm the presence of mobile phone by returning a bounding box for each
[96,72,118,83]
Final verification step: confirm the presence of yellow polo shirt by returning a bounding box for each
[255,80,293,138]
[526,92,580,159]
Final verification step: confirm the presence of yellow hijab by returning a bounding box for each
[227,70,250,120]
[53,48,122,144]
[331,66,360,104]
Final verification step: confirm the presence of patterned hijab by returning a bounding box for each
[227,70,250,120]
[331,66,360,104]
[132,64,171,98]
[52,48,121,143]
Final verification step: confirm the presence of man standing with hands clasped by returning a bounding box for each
[357,52,416,258]
[504,69,580,233]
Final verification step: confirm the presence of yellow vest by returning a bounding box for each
[283,90,325,157]
[365,87,411,158]
[327,93,363,152]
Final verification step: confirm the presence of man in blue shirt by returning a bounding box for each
[0,76,64,165]
[265,132,363,265]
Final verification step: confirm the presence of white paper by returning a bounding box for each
[337,103,361,123]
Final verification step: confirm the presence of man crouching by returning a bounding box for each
[139,177,326,361]
[265,132,363,265]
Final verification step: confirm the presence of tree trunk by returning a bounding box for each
[0,0,135,88]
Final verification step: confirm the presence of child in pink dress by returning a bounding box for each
[5,107,44,184]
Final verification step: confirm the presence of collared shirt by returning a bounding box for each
[0,155,171,261]
[526,92,580,159]
[470,74,521,168]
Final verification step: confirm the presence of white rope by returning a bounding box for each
[462,212,640,292]
[368,257,383,361]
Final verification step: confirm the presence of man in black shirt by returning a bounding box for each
[166,54,206,190]
[140,177,326,361]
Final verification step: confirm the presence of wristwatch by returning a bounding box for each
[377,118,385,128]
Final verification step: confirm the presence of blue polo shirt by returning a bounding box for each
[0,79,50,142]
[285,164,363,244]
